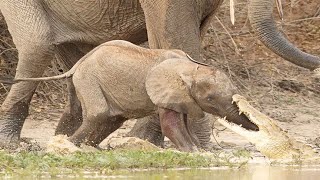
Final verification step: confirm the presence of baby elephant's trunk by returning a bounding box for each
[223,103,259,131]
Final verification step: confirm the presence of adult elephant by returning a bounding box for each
[0,0,319,148]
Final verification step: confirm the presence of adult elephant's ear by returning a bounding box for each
[146,59,204,119]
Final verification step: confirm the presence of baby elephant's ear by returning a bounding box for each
[146,59,204,119]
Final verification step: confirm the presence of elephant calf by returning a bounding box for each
[15,40,258,152]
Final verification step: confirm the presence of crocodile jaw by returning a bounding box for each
[217,94,300,159]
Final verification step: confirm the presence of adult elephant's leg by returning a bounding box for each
[130,0,212,149]
[0,46,53,146]
[128,115,164,147]
[139,0,202,59]
[0,0,58,148]
[190,114,213,150]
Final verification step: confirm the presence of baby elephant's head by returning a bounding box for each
[146,58,258,131]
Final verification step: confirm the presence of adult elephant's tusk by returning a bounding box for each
[275,0,283,20]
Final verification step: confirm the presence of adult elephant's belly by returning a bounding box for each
[43,0,147,45]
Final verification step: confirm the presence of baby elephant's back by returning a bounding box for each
[76,42,166,115]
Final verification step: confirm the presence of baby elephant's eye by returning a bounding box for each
[207,97,213,102]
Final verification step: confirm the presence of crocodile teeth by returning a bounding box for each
[232,99,239,105]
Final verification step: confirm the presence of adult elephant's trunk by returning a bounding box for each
[248,0,320,70]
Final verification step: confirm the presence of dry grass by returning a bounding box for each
[0,14,17,102]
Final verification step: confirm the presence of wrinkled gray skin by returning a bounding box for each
[0,0,319,148]
[15,40,258,152]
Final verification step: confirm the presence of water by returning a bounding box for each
[5,165,320,180]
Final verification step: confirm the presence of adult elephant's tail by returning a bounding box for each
[248,0,320,70]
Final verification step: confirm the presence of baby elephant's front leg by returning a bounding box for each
[158,108,198,152]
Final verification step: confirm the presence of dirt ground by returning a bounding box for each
[1,1,320,156]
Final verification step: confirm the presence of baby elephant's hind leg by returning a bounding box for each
[70,114,126,147]
[85,115,126,147]
[55,79,83,136]
[68,77,125,147]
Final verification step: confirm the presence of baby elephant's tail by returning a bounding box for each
[14,42,113,82]
[14,54,84,82]
[14,72,72,82]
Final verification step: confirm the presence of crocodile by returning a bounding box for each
[217,94,319,162]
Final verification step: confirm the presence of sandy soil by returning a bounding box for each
[2,1,320,157]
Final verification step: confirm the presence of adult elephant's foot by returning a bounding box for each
[128,115,164,147]
[55,104,83,136]
[0,112,26,149]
